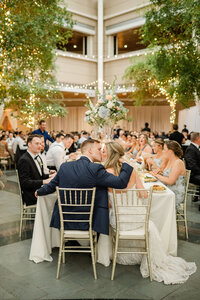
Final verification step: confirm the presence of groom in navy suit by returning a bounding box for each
[36,139,133,235]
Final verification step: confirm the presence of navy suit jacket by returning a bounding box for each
[37,156,133,235]
[184,143,200,182]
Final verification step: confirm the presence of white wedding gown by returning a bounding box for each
[97,192,196,285]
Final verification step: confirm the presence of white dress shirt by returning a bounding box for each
[46,141,65,171]
[12,136,27,154]
[27,150,42,176]
[39,152,49,174]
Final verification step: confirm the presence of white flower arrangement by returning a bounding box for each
[85,91,129,128]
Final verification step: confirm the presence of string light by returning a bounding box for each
[159,86,177,124]
[55,80,136,94]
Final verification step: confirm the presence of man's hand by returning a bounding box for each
[35,190,38,198]
[69,152,78,160]
[49,171,56,178]
[49,170,56,175]
[43,177,52,184]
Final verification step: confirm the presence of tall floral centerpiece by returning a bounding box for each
[85,90,129,140]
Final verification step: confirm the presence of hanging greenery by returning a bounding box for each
[124,0,200,122]
[0,0,74,125]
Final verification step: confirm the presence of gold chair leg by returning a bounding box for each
[94,234,98,263]
[90,235,97,280]
[62,252,65,264]
[185,217,188,240]
[56,238,63,279]
[19,213,23,239]
[146,251,152,281]
[111,235,118,280]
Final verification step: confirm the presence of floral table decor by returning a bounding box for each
[85,90,129,140]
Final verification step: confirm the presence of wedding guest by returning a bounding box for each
[184,132,200,202]
[141,122,151,133]
[32,120,54,151]
[12,131,28,164]
[6,132,15,161]
[125,133,133,151]
[68,132,80,153]
[127,135,139,158]
[98,131,105,142]
[17,135,52,206]
[0,135,10,157]
[78,131,89,144]
[182,131,191,145]
[151,140,186,209]
[136,134,152,162]
[146,138,168,173]
[116,130,132,150]
[169,124,185,145]
[46,134,74,171]
[113,129,118,139]
[182,124,189,134]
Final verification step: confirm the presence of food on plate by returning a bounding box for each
[152,185,166,191]
[144,176,157,182]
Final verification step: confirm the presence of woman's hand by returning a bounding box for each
[149,170,158,177]
[152,168,161,175]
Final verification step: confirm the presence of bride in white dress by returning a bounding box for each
[97,141,196,284]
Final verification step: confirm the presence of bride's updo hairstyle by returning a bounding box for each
[104,142,124,175]
[165,140,183,158]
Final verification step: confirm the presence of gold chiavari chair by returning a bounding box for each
[176,169,191,240]
[16,169,36,239]
[111,187,153,281]
[56,187,97,279]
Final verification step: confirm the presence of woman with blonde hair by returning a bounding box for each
[146,138,168,173]
[102,141,144,189]
[136,133,152,164]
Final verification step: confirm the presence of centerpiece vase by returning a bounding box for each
[102,121,114,141]
[92,124,100,139]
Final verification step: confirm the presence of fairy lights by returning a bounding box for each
[159,86,177,124]
[56,80,136,95]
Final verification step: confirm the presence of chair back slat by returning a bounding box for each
[56,187,96,232]
[112,188,152,233]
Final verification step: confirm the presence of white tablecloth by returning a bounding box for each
[144,181,177,256]
[29,181,177,263]
[29,193,60,263]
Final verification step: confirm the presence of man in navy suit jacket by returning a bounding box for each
[36,139,133,235]
[184,132,200,185]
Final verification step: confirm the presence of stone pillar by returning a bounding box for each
[98,0,103,94]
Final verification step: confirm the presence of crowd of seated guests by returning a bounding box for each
[0,121,199,210]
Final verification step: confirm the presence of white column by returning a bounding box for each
[107,36,114,57]
[87,36,93,57]
[98,0,103,94]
